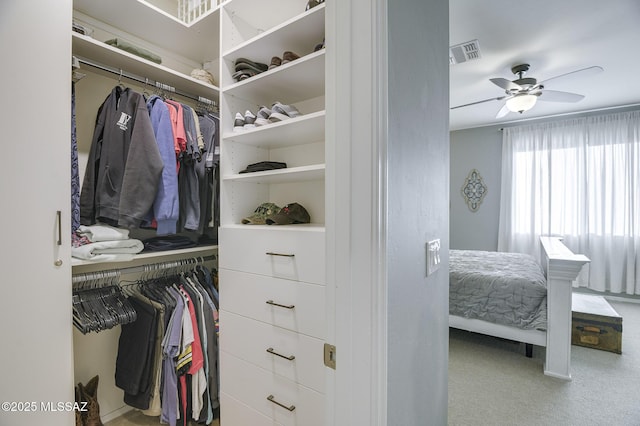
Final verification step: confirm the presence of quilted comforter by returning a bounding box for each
[449,249,548,330]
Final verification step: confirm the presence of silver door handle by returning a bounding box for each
[266,252,295,257]
[266,300,295,309]
[266,347,295,361]
[267,395,295,412]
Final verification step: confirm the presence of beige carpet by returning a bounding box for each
[104,410,219,426]
[448,299,640,426]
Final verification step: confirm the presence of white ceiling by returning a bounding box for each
[449,0,640,130]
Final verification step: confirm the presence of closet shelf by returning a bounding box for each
[223,164,325,183]
[222,3,325,63]
[71,244,218,273]
[222,49,325,105]
[74,0,221,64]
[221,223,325,232]
[73,32,219,101]
[224,111,325,148]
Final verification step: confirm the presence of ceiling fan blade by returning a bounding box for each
[451,96,506,110]
[496,103,510,118]
[539,66,603,87]
[490,78,522,91]
[538,90,585,103]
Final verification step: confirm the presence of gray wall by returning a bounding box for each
[387,0,449,424]
[450,125,503,251]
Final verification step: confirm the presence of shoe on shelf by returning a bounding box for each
[232,69,258,82]
[234,58,268,73]
[244,110,256,129]
[314,38,325,52]
[255,106,272,126]
[268,56,282,70]
[269,102,302,122]
[281,51,300,65]
[233,112,245,131]
[305,0,324,11]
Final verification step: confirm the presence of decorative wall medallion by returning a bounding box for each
[461,169,487,212]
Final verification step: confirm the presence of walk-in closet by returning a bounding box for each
[70,0,328,424]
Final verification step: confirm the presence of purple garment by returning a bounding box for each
[147,95,179,235]
[161,287,184,425]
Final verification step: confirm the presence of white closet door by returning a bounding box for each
[0,2,75,426]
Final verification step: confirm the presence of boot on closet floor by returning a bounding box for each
[74,385,83,426]
[79,375,103,426]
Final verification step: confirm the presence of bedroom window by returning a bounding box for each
[498,110,640,295]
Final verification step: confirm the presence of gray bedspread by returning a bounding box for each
[449,250,548,330]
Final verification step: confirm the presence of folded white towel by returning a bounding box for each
[78,224,130,242]
[71,239,144,261]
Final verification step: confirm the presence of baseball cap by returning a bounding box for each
[265,203,311,225]
[242,202,281,225]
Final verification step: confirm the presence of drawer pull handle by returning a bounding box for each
[266,300,295,309]
[266,347,296,361]
[266,252,295,257]
[267,395,296,412]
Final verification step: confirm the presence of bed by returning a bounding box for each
[449,236,589,380]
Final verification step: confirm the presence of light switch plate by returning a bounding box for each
[426,239,441,276]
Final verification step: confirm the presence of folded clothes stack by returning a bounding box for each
[239,161,287,174]
[72,224,144,262]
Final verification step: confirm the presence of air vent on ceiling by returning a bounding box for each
[449,39,481,65]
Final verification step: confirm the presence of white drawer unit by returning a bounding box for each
[220,268,326,339]
[220,392,281,426]
[220,310,325,393]
[220,351,325,426]
[218,1,328,422]
[219,226,326,285]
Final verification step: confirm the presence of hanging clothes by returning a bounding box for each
[71,82,81,233]
[80,86,163,228]
[146,95,180,235]
[111,266,220,423]
[178,103,201,232]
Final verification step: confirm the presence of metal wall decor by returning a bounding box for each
[461,169,487,212]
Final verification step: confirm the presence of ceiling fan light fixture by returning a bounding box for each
[506,94,537,113]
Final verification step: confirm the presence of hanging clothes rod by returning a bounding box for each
[75,57,217,107]
[72,254,216,284]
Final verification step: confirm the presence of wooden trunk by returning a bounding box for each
[571,293,622,354]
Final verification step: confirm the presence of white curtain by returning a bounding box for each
[498,110,640,295]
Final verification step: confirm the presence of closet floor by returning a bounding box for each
[104,410,220,426]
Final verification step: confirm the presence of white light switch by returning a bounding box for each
[426,239,441,276]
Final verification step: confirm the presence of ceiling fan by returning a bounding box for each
[451,64,604,118]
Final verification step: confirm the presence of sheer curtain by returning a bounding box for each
[498,110,640,295]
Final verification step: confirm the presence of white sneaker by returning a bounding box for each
[244,110,256,129]
[233,112,245,131]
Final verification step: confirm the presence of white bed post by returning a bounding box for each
[540,236,590,380]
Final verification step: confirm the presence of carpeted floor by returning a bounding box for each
[448,299,640,426]
[104,410,220,426]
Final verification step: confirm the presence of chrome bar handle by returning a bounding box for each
[265,300,295,309]
[267,395,295,412]
[56,210,62,245]
[266,252,295,257]
[266,347,295,361]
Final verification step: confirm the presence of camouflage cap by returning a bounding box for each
[266,202,311,225]
[242,202,281,225]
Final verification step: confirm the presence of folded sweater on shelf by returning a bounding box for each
[72,239,144,262]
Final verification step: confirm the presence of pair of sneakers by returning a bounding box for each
[233,102,302,131]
